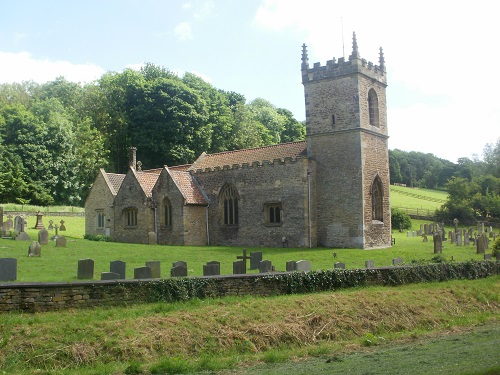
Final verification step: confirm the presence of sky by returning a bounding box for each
[1,0,499,163]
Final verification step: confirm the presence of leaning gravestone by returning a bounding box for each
[134,266,152,279]
[171,264,188,277]
[55,236,67,247]
[365,260,375,269]
[433,233,442,254]
[233,260,246,274]
[295,260,311,272]
[392,258,403,266]
[28,241,41,257]
[146,261,161,278]
[250,252,263,270]
[77,258,94,279]
[203,261,220,276]
[0,258,17,281]
[258,260,273,273]
[101,272,120,280]
[38,229,49,245]
[110,260,126,279]
[334,262,345,269]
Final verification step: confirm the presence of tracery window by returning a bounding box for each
[371,176,384,222]
[221,184,239,226]
[266,203,282,226]
[97,211,105,228]
[368,89,379,127]
[124,208,138,227]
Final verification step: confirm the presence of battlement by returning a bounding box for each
[301,32,386,85]
[190,156,305,174]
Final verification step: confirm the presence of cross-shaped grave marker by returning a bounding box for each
[236,248,251,270]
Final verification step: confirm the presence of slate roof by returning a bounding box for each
[188,141,307,171]
[106,173,125,195]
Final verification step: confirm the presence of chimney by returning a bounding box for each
[129,147,137,170]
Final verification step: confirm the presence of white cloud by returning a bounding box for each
[0,51,105,84]
[174,22,193,41]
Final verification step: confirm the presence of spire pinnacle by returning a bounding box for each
[379,47,385,71]
[301,43,309,70]
[349,31,360,60]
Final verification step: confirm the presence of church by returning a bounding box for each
[85,33,392,249]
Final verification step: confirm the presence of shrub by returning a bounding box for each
[492,237,500,258]
[83,234,112,242]
[391,207,412,230]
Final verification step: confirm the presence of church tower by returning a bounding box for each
[302,32,391,248]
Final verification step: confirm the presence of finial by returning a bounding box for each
[301,43,309,70]
[349,32,360,60]
[379,47,385,71]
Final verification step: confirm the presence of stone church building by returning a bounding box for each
[85,33,391,249]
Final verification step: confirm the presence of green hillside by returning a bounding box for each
[390,185,448,214]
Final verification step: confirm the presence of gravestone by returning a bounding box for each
[38,229,49,245]
[250,252,263,270]
[55,236,67,247]
[365,260,375,268]
[476,234,486,254]
[148,231,156,245]
[171,264,188,277]
[0,207,3,228]
[451,232,456,244]
[334,262,345,269]
[34,211,45,229]
[295,260,311,272]
[101,272,120,280]
[48,220,54,230]
[203,261,220,276]
[433,233,442,253]
[146,261,161,278]
[77,258,94,279]
[464,233,470,246]
[15,231,31,241]
[484,254,492,260]
[14,216,23,232]
[258,260,273,273]
[52,225,60,240]
[134,266,152,279]
[59,220,66,231]
[4,217,13,231]
[286,260,296,272]
[0,258,17,281]
[110,260,126,279]
[407,231,411,237]
[456,233,462,246]
[172,261,187,269]
[236,249,250,271]
[453,218,459,233]
[424,224,429,235]
[233,260,246,274]
[392,258,403,266]
[28,241,41,257]
[422,234,428,242]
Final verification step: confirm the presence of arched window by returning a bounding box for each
[124,208,138,227]
[266,203,282,225]
[371,176,384,222]
[162,197,172,227]
[368,89,379,127]
[220,184,239,226]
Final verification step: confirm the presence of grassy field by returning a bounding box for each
[0,277,498,374]
[0,215,495,282]
[390,185,448,211]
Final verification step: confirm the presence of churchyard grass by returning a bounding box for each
[0,215,495,282]
[0,277,498,374]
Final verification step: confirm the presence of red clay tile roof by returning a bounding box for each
[168,164,192,172]
[106,173,125,195]
[169,169,207,205]
[136,171,160,197]
[188,141,307,171]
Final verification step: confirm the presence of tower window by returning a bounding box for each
[220,184,239,226]
[371,176,384,222]
[368,89,379,127]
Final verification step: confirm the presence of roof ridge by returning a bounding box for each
[204,140,306,158]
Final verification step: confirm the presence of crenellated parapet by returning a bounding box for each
[301,32,386,86]
[189,156,305,174]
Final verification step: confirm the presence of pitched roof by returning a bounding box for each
[106,173,126,195]
[169,169,207,205]
[136,171,160,197]
[188,141,307,171]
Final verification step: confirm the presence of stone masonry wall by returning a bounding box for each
[84,170,116,237]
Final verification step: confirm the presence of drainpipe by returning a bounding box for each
[154,206,158,244]
[206,204,210,245]
[307,171,312,248]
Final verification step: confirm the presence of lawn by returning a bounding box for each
[390,185,448,211]
[0,214,495,282]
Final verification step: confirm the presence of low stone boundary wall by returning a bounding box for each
[1,262,499,313]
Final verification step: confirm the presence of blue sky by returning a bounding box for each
[1,0,499,163]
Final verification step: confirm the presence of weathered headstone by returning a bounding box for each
[203,261,220,276]
[146,261,161,278]
[101,272,120,280]
[38,229,49,245]
[4,216,13,231]
[453,218,459,233]
[14,216,23,232]
[433,233,442,254]
[236,249,250,271]
[286,260,296,272]
[59,220,66,231]
[464,233,470,246]
[34,211,45,229]
[250,252,263,270]
[422,234,428,242]
[48,220,54,230]
[334,262,345,269]
[392,257,403,266]
[233,260,246,274]
[476,233,487,254]
[28,241,41,257]
[172,260,187,269]
[295,260,311,272]
[484,254,492,260]
[15,231,31,241]
[0,258,17,281]
[424,224,429,235]
[451,232,456,244]
[55,236,67,247]
[365,260,375,268]
[456,233,462,246]
[148,231,156,245]
[171,264,188,277]
[77,258,94,279]
[110,260,126,279]
[258,260,273,273]
[134,266,152,279]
